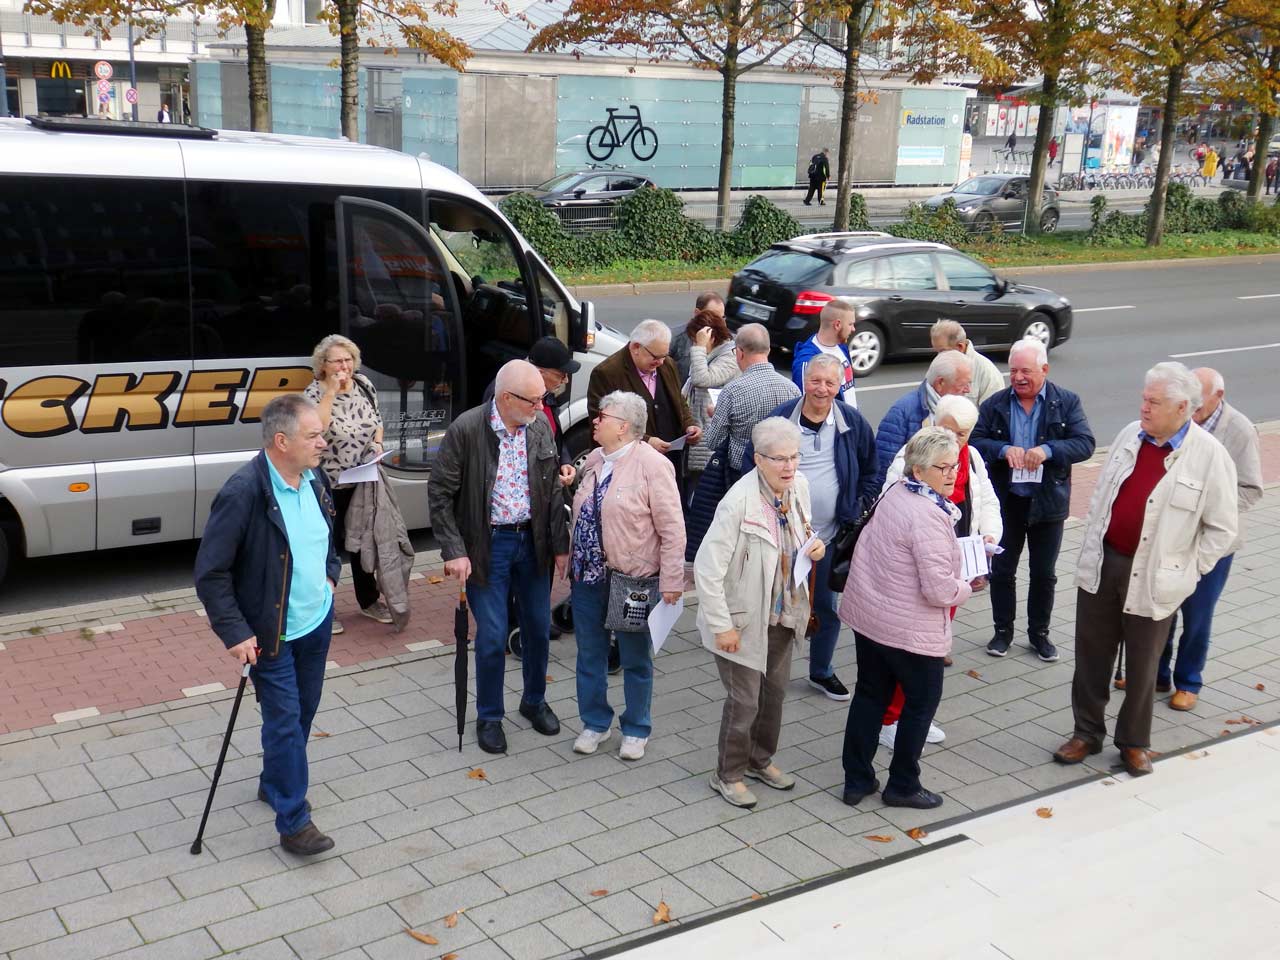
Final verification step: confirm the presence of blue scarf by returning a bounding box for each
[903,478,961,526]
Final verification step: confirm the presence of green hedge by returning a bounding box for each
[1087,185,1280,243]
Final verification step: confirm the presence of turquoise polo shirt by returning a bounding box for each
[266,459,334,641]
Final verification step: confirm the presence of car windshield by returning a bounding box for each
[534,173,585,192]
[952,177,1005,196]
[743,250,832,286]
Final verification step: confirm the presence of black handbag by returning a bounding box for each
[827,488,889,593]
[684,440,737,563]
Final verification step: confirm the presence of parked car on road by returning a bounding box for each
[924,174,1061,233]
[528,170,655,230]
[725,232,1073,376]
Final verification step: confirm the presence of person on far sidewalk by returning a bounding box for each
[1158,368,1262,711]
[1054,362,1237,778]
[971,339,1095,663]
[195,395,340,856]
[804,148,830,206]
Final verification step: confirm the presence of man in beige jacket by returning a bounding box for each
[1054,362,1237,778]
[930,320,1005,406]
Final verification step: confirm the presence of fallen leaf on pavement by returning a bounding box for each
[443,911,461,928]
[1221,730,1231,736]
[906,827,927,840]
[442,954,458,960]
[1256,683,1266,691]
[312,731,330,738]
[546,675,554,682]
[466,769,486,780]
[750,893,763,901]
[404,929,438,945]
[590,890,608,897]
[965,669,982,680]
[653,901,671,924]
[1184,750,1210,760]
[1225,718,1247,725]
[1102,779,1116,786]
[1035,807,1053,819]
[864,835,893,843]
[428,576,444,584]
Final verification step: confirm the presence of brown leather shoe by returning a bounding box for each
[1120,747,1153,777]
[1156,680,1172,693]
[1053,737,1102,765]
[280,822,334,856]
[1169,690,1198,711]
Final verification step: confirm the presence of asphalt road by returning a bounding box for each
[3,256,1278,613]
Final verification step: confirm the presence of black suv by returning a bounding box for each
[726,232,1073,376]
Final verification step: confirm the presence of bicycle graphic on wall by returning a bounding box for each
[586,106,660,162]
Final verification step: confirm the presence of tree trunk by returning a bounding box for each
[832,6,866,232]
[715,48,739,232]
[1025,71,1058,236]
[1146,63,1184,247]
[337,0,360,141]
[245,23,269,131]
[1249,112,1275,202]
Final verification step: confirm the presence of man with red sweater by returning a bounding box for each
[1054,362,1237,777]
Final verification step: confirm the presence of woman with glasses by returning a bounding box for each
[696,417,825,808]
[839,427,980,812]
[569,391,686,761]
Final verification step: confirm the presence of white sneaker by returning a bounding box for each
[879,723,897,750]
[619,736,648,761]
[573,728,611,755]
[927,722,946,744]
[331,619,345,636]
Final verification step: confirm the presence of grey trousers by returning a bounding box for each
[715,625,795,782]
[1071,545,1174,750]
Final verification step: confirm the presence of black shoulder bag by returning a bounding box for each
[827,487,890,593]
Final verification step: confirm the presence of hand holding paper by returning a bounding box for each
[957,535,991,581]
[336,449,394,485]
[648,598,684,655]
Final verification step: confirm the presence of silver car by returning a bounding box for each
[924,174,1061,234]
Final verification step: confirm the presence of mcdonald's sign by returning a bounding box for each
[50,61,73,80]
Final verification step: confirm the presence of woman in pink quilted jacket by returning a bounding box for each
[839,427,979,811]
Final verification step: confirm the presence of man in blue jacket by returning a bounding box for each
[792,299,858,407]
[195,394,341,856]
[971,339,1095,662]
[871,350,973,491]
[744,355,878,699]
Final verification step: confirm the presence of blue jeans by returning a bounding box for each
[1158,553,1234,694]
[466,529,550,723]
[571,580,653,738]
[251,602,332,836]
[808,550,840,679]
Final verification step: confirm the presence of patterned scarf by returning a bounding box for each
[904,477,962,526]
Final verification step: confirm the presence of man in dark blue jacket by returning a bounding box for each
[743,354,878,699]
[872,351,973,491]
[971,340,1095,662]
[195,394,341,857]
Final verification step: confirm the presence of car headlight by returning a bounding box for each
[958,201,981,211]
[1058,296,1070,306]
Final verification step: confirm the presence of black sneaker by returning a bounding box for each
[842,778,880,807]
[808,673,851,702]
[986,633,1013,657]
[882,787,943,810]
[608,640,622,675]
[1030,635,1060,662]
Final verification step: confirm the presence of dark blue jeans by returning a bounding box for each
[843,631,944,797]
[467,529,550,723]
[808,550,840,679]
[571,579,653,739]
[252,602,333,837]
[1159,553,1234,694]
[990,495,1064,639]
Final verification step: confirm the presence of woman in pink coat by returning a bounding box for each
[839,427,978,811]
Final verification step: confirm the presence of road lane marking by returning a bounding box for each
[1170,342,1280,359]
[1237,294,1280,300]
[1074,305,1136,313]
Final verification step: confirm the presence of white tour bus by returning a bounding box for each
[0,115,625,587]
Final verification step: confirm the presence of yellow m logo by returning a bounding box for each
[50,61,73,79]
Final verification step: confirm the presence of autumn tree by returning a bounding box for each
[1212,22,1280,202]
[527,0,797,230]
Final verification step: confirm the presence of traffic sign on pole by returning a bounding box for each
[125,87,138,105]
[99,93,111,104]
[97,78,112,94]
[94,60,113,81]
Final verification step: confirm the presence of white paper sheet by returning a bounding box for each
[708,388,722,406]
[648,598,684,655]
[336,449,394,485]
[792,532,820,588]
[665,435,687,452]
[1011,464,1044,484]
[958,535,991,581]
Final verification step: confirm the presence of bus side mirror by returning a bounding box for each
[571,300,595,352]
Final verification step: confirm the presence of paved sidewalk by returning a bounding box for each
[0,475,1279,959]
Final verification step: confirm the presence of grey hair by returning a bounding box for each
[934,394,979,432]
[261,394,316,447]
[629,319,673,349]
[598,390,648,439]
[903,426,959,476]
[1009,338,1048,367]
[310,334,362,378]
[735,322,771,355]
[1193,367,1225,394]
[1146,361,1203,416]
[803,353,845,382]
[926,348,972,386]
[930,319,967,347]
[752,416,802,457]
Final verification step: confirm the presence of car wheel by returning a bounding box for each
[848,324,885,377]
[972,211,995,234]
[1039,209,1060,233]
[1018,312,1056,350]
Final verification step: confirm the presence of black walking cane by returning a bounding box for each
[1114,638,1127,690]
[191,658,253,855]
[454,587,470,752]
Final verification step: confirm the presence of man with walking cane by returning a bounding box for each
[195,394,341,856]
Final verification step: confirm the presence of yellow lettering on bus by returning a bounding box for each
[80,372,182,433]
[1,376,91,438]
[174,369,248,427]
[240,366,314,423]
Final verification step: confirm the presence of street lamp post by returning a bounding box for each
[1,20,10,118]
[127,15,138,121]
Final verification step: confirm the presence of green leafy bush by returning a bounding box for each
[1217,190,1249,230]
[1245,200,1280,235]
[888,199,980,247]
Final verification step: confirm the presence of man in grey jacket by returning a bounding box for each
[1157,367,1263,711]
[428,360,570,754]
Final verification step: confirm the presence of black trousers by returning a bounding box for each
[804,177,826,204]
[990,494,1064,640]
[332,485,380,611]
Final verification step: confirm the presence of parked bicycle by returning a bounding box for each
[586,106,660,163]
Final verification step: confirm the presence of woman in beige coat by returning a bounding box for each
[695,417,825,808]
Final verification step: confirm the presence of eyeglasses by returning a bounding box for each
[324,356,354,366]
[758,453,800,465]
[594,411,628,425]
[639,343,669,363]
[931,462,960,476]
[505,390,542,407]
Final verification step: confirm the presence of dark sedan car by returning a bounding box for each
[726,232,1072,376]
[528,170,655,230]
[924,174,1061,233]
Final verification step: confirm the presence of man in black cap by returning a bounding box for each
[485,336,581,486]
